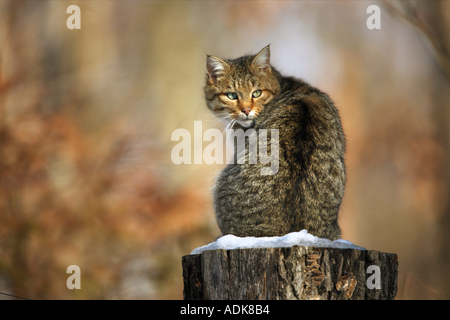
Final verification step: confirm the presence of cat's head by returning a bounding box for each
[204,45,281,128]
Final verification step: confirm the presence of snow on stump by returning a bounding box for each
[182,231,398,300]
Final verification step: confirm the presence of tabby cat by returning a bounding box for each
[204,45,346,240]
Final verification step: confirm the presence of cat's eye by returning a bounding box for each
[227,92,238,100]
[252,90,262,98]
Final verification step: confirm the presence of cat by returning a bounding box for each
[204,45,346,240]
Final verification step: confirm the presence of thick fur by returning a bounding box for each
[205,46,346,240]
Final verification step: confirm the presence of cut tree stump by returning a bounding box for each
[182,246,398,300]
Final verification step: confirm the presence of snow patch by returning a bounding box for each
[191,230,365,255]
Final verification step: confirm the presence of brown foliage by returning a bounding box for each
[0,93,208,299]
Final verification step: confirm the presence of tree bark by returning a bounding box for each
[182,246,398,300]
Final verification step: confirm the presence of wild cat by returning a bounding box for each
[204,45,345,240]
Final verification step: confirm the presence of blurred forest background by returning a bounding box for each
[0,0,449,299]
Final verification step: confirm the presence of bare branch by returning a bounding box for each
[382,0,450,81]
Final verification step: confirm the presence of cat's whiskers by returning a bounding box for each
[226,118,236,131]
[214,113,230,120]
[204,118,235,158]
[196,112,231,129]
[225,119,236,147]
[209,118,227,128]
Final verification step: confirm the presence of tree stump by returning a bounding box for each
[182,246,398,300]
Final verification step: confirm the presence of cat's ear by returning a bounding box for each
[206,55,228,83]
[252,45,271,73]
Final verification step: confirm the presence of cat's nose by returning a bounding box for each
[241,108,251,116]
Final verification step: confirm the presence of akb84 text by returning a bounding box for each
[180,304,270,317]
